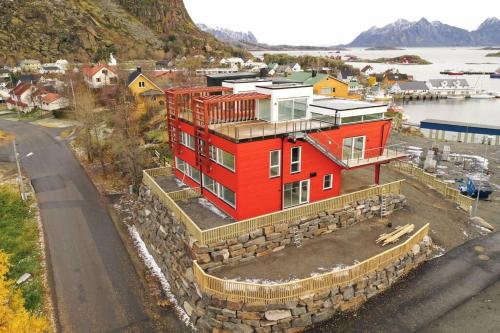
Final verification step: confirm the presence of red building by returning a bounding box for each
[167,80,405,221]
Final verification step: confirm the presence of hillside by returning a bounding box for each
[0,0,246,64]
[348,17,500,47]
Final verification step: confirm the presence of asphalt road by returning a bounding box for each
[0,120,153,333]
[306,231,500,333]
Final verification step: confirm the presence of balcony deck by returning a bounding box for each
[208,118,337,141]
[343,148,408,168]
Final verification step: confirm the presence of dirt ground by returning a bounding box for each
[389,131,500,228]
[156,175,234,229]
[213,165,481,282]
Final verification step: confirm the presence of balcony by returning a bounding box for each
[342,144,408,168]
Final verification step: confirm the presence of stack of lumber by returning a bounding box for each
[376,224,415,246]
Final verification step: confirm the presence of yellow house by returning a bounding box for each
[127,67,167,113]
[287,71,360,99]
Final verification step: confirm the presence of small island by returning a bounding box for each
[348,54,432,65]
[486,52,500,57]
[365,46,405,51]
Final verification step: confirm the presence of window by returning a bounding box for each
[342,136,365,160]
[290,146,301,174]
[202,174,236,208]
[139,81,145,88]
[341,113,384,124]
[320,87,334,95]
[277,97,308,121]
[283,180,309,208]
[269,150,281,178]
[323,174,333,190]
[175,157,200,183]
[209,146,235,171]
[96,78,101,83]
[258,99,271,121]
[179,131,195,150]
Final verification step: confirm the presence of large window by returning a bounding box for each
[269,150,281,178]
[323,174,333,190]
[209,146,235,171]
[258,99,271,121]
[175,157,200,183]
[277,97,308,121]
[202,174,236,208]
[283,180,309,209]
[180,131,195,150]
[342,136,365,160]
[320,87,334,95]
[341,113,383,124]
[290,146,301,174]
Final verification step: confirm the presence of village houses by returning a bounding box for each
[82,64,118,89]
[6,82,38,113]
[287,71,361,99]
[427,79,475,96]
[127,67,169,113]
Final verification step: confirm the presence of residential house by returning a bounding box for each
[55,59,69,70]
[290,63,302,72]
[166,82,403,220]
[220,57,244,68]
[6,83,37,112]
[390,81,429,95]
[360,65,374,76]
[20,59,41,72]
[82,64,118,89]
[127,67,167,112]
[427,79,475,96]
[287,71,360,99]
[18,74,40,85]
[36,93,69,111]
[368,74,384,86]
[196,67,239,76]
[40,65,65,75]
[383,72,411,86]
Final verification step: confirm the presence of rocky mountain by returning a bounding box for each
[197,24,258,44]
[348,17,500,47]
[0,0,246,64]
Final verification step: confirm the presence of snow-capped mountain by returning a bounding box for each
[197,23,258,44]
[348,18,500,47]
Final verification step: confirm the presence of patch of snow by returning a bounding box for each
[128,225,196,330]
[198,198,228,219]
[430,245,446,259]
[175,178,188,189]
[472,224,491,236]
[407,146,422,150]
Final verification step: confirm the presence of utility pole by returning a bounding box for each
[13,139,26,201]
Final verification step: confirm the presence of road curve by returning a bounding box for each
[0,120,153,333]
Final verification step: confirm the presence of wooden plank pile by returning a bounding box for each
[376,224,415,246]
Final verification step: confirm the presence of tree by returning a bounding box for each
[73,87,108,177]
[0,251,48,333]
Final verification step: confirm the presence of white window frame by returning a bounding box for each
[180,131,195,150]
[290,146,301,174]
[202,173,236,208]
[283,179,310,209]
[269,150,281,178]
[209,145,235,172]
[323,174,333,190]
[175,157,200,183]
[342,136,366,160]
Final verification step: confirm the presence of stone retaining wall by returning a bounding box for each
[133,184,429,333]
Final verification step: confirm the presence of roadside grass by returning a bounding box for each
[59,128,75,139]
[0,185,45,315]
[0,129,13,143]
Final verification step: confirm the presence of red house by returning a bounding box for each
[167,80,405,221]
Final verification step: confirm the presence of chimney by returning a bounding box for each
[312,70,317,77]
[137,66,142,73]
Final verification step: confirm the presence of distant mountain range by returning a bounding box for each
[197,23,258,44]
[348,17,500,47]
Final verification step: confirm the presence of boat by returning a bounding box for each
[373,92,393,102]
[491,70,500,79]
[470,93,495,99]
[387,104,404,113]
[443,69,465,75]
[447,95,465,100]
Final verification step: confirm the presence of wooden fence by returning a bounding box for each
[390,161,474,211]
[142,167,404,245]
[193,223,430,304]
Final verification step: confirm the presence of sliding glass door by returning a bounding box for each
[283,179,309,209]
[342,136,366,160]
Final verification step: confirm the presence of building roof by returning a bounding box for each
[428,79,470,87]
[127,68,143,86]
[287,72,331,86]
[420,119,500,132]
[310,98,387,111]
[361,65,373,73]
[385,73,409,81]
[339,69,354,80]
[11,83,33,96]
[81,64,116,79]
[42,66,61,71]
[41,93,62,104]
[394,81,429,91]
[18,74,40,84]
[5,98,28,107]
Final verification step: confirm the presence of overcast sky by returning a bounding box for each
[184,0,499,45]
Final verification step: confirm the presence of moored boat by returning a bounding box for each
[491,70,500,79]
[470,93,495,99]
[447,95,465,100]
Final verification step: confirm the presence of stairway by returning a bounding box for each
[380,195,389,218]
[302,134,348,168]
[292,227,303,248]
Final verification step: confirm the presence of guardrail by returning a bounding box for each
[390,161,474,211]
[143,167,404,245]
[193,223,429,303]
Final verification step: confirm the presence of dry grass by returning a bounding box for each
[0,130,13,144]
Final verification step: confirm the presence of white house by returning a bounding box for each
[37,93,69,111]
[291,63,302,72]
[220,57,244,68]
[40,64,65,75]
[55,59,69,70]
[427,79,475,96]
[19,59,41,72]
[6,83,37,113]
[82,64,118,89]
[390,81,429,95]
